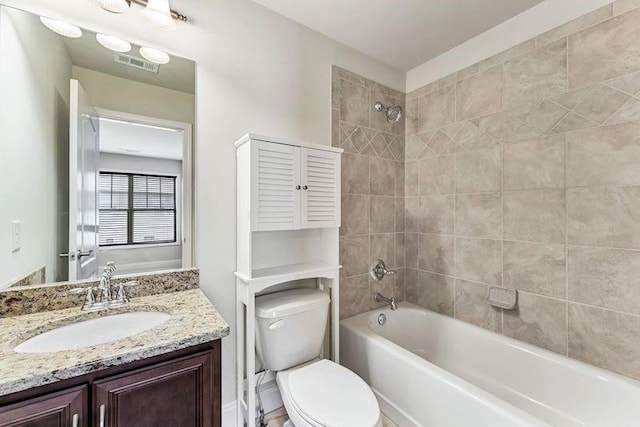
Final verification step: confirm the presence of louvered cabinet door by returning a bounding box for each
[251,141,301,231]
[300,148,341,228]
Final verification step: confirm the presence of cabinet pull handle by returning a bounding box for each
[72,414,79,427]
[295,185,301,190]
[99,404,106,427]
[302,185,308,190]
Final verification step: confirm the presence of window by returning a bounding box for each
[99,172,177,246]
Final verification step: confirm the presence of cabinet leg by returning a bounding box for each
[236,295,245,427]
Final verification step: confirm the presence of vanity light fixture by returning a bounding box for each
[141,0,176,31]
[94,0,131,13]
[39,17,83,38]
[139,46,170,64]
[96,33,132,53]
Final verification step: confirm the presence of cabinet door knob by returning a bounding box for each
[302,185,308,190]
[99,404,106,427]
[295,185,301,190]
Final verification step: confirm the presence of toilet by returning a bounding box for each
[255,288,381,427]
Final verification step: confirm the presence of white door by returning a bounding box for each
[251,141,301,231]
[300,148,341,228]
[67,79,99,280]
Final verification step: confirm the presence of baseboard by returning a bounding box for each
[222,380,284,426]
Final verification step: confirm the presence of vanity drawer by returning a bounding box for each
[0,385,88,427]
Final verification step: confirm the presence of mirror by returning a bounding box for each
[0,5,196,288]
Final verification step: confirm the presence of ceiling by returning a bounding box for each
[62,31,196,94]
[252,0,544,71]
[99,119,184,160]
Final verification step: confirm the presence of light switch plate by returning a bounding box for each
[11,220,21,252]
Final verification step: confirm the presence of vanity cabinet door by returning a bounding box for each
[93,351,215,427]
[0,385,87,427]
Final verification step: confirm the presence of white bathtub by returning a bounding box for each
[340,302,640,427]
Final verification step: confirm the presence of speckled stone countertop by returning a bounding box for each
[0,289,229,396]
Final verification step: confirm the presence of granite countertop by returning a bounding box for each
[0,289,229,397]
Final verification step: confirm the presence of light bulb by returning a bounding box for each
[94,0,131,13]
[39,17,83,38]
[96,33,132,53]
[141,0,176,31]
[139,47,170,64]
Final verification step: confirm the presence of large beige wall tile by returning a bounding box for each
[342,153,370,195]
[456,237,502,285]
[504,241,566,298]
[569,8,640,89]
[456,65,502,121]
[370,196,395,233]
[418,85,455,132]
[340,80,370,126]
[405,97,420,135]
[456,193,502,239]
[569,303,640,380]
[535,5,612,47]
[405,233,419,269]
[395,233,405,267]
[395,198,405,232]
[567,120,640,187]
[405,268,419,303]
[370,157,396,196]
[503,293,567,354]
[503,39,567,117]
[504,190,566,243]
[567,186,640,249]
[418,156,455,195]
[569,245,640,315]
[395,162,405,196]
[405,161,419,196]
[341,194,369,236]
[371,233,396,268]
[472,112,540,143]
[418,233,454,275]
[340,274,370,319]
[504,135,565,190]
[614,0,640,15]
[405,197,419,232]
[455,279,502,332]
[340,235,370,278]
[455,147,502,193]
[419,195,455,234]
[416,271,455,315]
[572,84,630,124]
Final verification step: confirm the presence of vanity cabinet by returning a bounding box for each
[0,386,87,427]
[0,342,220,427]
[242,135,341,232]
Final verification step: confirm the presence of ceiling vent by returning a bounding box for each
[113,53,159,73]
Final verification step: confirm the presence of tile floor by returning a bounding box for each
[264,407,398,427]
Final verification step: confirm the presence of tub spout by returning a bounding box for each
[374,292,398,310]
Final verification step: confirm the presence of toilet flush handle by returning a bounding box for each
[269,319,285,330]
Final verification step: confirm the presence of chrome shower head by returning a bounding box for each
[374,102,403,123]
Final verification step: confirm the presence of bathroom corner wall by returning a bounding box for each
[332,66,406,319]
[404,1,640,381]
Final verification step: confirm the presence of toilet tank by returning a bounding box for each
[255,289,330,372]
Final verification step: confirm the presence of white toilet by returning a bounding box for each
[255,288,381,427]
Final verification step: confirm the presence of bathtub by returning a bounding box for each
[340,302,640,427]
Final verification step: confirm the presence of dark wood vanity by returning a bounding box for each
[0,341,221,427]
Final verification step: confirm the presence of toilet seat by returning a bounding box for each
[277,359,380,427]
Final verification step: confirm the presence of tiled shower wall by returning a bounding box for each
[404,1,640,380]
[331,66,406,319]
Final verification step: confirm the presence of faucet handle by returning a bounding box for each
[115,281,138,303]
[370,259,396,281]
[70,287,95,306]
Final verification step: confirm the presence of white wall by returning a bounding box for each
[406,0,615,91]
[0,0,406,410]
[72,66,195,124]
[98,152,182,274]
[0,7,72,286]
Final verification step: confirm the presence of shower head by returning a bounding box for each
[374,102,403,123]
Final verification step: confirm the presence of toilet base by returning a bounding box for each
[283,421,294,427]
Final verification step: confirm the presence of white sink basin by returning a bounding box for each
[14,311,171,354]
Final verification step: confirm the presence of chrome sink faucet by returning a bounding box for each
[374,292,398,311]
[70,262,138,312]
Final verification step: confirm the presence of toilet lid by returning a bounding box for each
[288,360,379,427]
